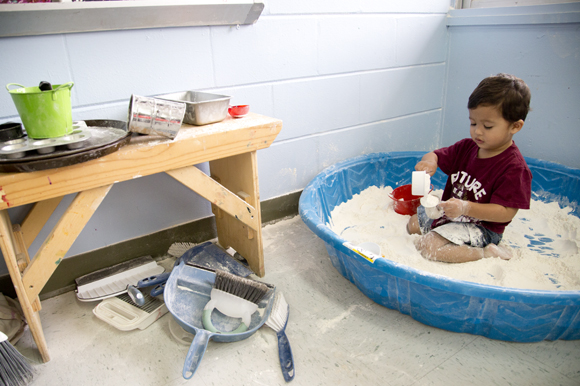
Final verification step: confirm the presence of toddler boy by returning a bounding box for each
[406,73,532,263]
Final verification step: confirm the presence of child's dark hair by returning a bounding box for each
[468,73,531,122]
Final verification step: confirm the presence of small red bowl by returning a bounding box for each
[228,105,250,118]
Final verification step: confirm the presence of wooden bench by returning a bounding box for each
[0,113,282,362]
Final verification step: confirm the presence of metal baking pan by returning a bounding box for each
[0,122,92,159]
[0,120,131,173]
[156,91,230,126]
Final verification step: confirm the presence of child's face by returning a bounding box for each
[469,105,523,158]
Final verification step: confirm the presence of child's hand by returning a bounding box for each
[415,151,438,176]
[415,160,437,176]
[439,198,469,219]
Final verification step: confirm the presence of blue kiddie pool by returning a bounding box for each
[299,152,580,342]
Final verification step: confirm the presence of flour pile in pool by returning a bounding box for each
[329,186,580,291]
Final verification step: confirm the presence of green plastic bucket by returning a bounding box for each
[6,82,74,139]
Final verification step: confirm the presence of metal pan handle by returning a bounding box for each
[183,328,212,379]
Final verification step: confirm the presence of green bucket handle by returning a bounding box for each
[5,83,25,92]
[6,82,74,92]
[6,82,74,101]
[53,82,74,91]
[51,82,74,101]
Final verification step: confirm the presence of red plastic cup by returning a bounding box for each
[390,184,423,215]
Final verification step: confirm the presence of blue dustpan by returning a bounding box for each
[177,241,254,277]
[164,261,275,379]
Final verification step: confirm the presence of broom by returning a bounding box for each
[0,331,34,386]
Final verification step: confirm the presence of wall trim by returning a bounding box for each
[447,3,580,26]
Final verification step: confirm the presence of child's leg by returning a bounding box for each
[415,232,485,263]
[407,207,432,235]
[406,214,421,235]
[483,243,513,260]
[416,232,513,262]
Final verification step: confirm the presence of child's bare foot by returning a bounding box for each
[484,244,513,260]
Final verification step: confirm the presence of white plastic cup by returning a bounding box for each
[358,242,381,256]
[420,194,444,219]
[412,171,431,196]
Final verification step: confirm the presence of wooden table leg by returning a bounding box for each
[23,185,113,306]
[21,196,64,249]
[12,224,41,312]
[209,151,265,277]
[0,211,50,362]
[0,184,112,363]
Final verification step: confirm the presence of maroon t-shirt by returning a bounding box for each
[432,138,532,234]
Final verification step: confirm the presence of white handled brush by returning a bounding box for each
[202,270,269,334]
[266,292,295,382]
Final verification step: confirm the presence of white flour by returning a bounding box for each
[329,186,580,291]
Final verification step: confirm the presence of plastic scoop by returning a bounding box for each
[420,194,444,219]
[412,171,431,196]
[202,288,257,334]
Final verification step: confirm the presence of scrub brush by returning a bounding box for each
[266,292,295,382]
[202,270,268,334]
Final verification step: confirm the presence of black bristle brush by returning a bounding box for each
[202,269,269,334]
[214,270,268,303]
[0,331,34,386]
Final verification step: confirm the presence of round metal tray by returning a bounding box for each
[0,120,132,173]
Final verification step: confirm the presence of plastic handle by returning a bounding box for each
[183,329,211,379]
[276,306,295,382]
[149,282,165,297]
[138,272,170,288]
[127,285,145,307]
[5,83,25,92]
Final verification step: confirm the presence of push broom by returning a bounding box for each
[0,331,34,386]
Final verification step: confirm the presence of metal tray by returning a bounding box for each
[156,91,230,126]
[0,122,92,159]
[0,120,131,173]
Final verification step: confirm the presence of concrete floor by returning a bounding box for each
[14,215,580,386]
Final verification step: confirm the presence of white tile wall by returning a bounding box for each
[0,0,452,267]
[211,18,319,86]
[316,15,397,74]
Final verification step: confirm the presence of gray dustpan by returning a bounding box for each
[164,261,275,379]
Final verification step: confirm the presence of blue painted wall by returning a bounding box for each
[0,1,578,276]
[443,4,580,168]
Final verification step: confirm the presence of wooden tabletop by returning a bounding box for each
[0,113,282,210]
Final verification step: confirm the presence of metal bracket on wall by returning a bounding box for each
[0,1,264,38]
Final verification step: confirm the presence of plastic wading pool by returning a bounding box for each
[299,151,580,342]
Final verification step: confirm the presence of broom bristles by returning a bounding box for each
[0,339,34,386]
[214,270,268,304]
